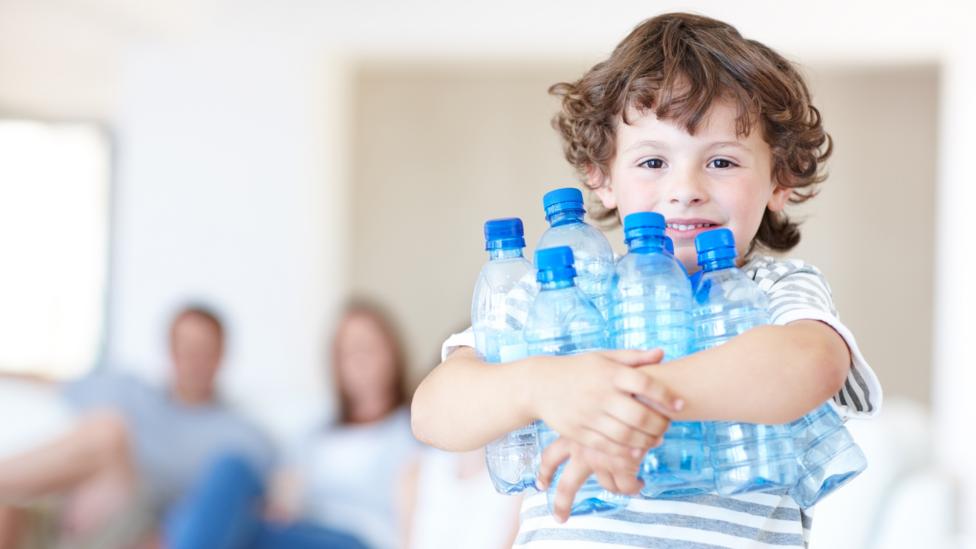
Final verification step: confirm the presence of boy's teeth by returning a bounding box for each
[668,223,713,230]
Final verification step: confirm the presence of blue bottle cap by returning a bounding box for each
[484,218,526,251]
[535,246,577,283]
[664,236,675,255]
[695,228,738,265]
[542,187,585,219]
[622,212,666,244]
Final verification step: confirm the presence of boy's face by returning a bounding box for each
[591,99,790,273]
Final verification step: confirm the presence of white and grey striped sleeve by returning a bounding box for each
[752,258,882,419]
[440,326,474,362]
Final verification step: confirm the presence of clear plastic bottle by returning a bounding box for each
[692,228,798,496]
[524,246,629,516]
[789,402,867,508]
[536,188,615,320]
[663,236,689,277]
[471,218,540,494]
[609,212,710,497]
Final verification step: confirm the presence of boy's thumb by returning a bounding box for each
[602,348,664,367]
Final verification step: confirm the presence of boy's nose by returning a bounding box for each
[668,175,708,206]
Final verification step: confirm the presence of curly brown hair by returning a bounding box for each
[549,12,832,251]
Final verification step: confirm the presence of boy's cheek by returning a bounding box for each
[613,190,661,219]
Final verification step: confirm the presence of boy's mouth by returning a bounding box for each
[665,219,722,240]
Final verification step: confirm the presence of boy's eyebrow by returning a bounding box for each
[624,139,751,153]
[707,140,749,151]
[624,139,670,152]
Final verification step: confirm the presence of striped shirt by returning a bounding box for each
[442,255,882,548]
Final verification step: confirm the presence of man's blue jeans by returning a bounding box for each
[166,454,369,549]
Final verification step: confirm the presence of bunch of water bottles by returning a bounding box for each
[471,187,867,517]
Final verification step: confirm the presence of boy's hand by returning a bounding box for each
[529,349,681,458]
[537,436,649,523]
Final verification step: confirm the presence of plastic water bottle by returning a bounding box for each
[663,236,689,277]
[608,212,710,497]
[663,236,675,255]
[536,188,615,320]
[524,246,629,516]
[789,403,867,508]
[471,218,540,494]
[692,228,798,495]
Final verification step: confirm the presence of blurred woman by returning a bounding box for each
[167,299,419,549]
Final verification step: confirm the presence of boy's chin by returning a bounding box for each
[674,250,699,273]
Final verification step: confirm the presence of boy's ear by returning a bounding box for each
[587,164,617,210]
[767,184,791,212]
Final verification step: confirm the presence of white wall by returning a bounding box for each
[933,29,976,539]
[106,37,351,439]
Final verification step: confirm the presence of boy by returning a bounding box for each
[412,12,881,548]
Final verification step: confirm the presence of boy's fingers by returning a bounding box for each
[606,395,672,440]
[593,468,619,494]
[538,439,573,490]
[587,451,642,496]
[612,470,643,495]
[600,348,664,367]
[591,414,659,451]
[578,428,634,458]
[613,369,684,414]
[553,460,590,523]
[579,446,642,495]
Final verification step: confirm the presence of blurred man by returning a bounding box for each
[0,305,274,547]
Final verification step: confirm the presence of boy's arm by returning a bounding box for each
[411,346,682,457]
[535,320,849,521]
[411,346,534,451]
[649,320,850,424]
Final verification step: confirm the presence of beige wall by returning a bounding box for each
[792,65,937,407]
[349,61,937,406]
[348,62,588,382]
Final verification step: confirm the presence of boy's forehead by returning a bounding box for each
[621,100,744,141]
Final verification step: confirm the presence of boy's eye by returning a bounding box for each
[708,158,738,169]
[639,158,665,169]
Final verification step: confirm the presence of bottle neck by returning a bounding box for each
[546,209,584,227]
[488,247,524,261]
[539,278,575,291]
[627,235,666,253]
[699,257,737,272]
